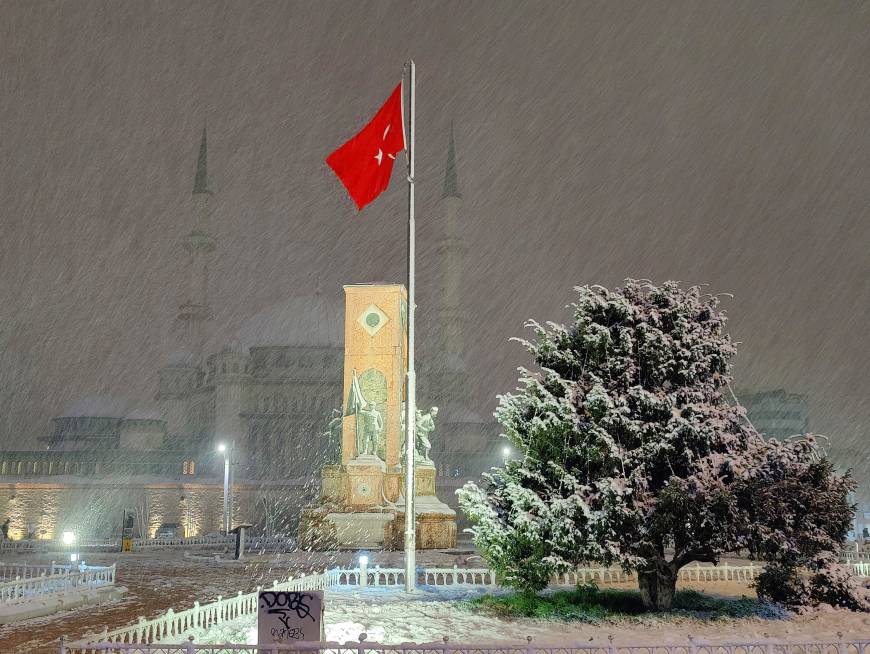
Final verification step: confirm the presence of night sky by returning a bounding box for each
[0,2,867,482]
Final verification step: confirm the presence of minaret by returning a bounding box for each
[438,122,466,362]
[177,127,216,363]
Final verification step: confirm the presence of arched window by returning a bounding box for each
[182,460,196,475]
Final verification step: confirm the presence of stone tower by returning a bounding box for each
[418,124,498,481]
[158,128,217,448]
[176,127,216,364]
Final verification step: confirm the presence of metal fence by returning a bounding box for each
[59,638,870,654]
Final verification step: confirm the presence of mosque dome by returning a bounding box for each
[62,395,129,418]
[238,293,343,349]
[165,349,198,367]
[124,405,162,420]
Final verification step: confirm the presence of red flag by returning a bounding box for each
[326,83,405,210]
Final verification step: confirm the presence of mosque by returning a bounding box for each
[0,127,498,541]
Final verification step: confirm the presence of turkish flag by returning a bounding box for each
[326,83,406,210]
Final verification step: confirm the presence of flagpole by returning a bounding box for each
[403,59,417,593]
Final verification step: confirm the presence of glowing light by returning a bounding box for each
[217,443,226,453]
[359,555,368,565]
[70,553,78,562]
[62,531,76,545]
[502,447,511,457]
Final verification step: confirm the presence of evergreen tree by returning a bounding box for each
[459,280,859,610]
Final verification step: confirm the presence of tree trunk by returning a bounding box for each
[637,561,678,610]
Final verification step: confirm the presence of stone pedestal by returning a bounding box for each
[415,464,437,496]
[390,494,457,550]
[326,511,395,549]
[345,455,386,506]
[299,461,457,551]
[388,464,457,549]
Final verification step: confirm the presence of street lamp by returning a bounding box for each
[502,446,511,461]
[62,531,76,546]
[359,554,369,588]
[217,443,231,534]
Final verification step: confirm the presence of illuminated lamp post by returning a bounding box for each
[217,443,231,534]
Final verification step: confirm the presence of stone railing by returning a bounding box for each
[841,549,870,562]
[0,539,51,553]
[61,638,870,654]
[851,562,870,577]
[678,561,759,581]
[0,563,116,603]
[554,567,635,584]
[243,535,297,552]
[333,566,498,587]
[0,561,69,581]
[133,535,233,549]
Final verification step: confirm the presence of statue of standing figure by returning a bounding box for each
[322,408,343,463]
[399,405,439,465]
[414,406,438,465]
[357,401,383,457]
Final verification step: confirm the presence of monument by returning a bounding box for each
[299,283,457,550]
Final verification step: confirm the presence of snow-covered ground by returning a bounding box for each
[0,547,482,653]
[179,583,870,646]
[3,549,869,653]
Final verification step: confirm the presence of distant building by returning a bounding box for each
[848,499,870,541]
[738,389,809,440]
[0,125,497,540]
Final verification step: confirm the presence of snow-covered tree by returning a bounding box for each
[738,440,865,610]
[458,280,857,610]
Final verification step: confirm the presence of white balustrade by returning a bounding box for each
[0,539,51,553]
[0,563,115,603]
[0,562,69,581]
[840,549,870,563]
[677,562,758,582]
[851,562,870,577]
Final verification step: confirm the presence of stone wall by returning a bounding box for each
[0,474,475,544]
[0,479,316,541]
